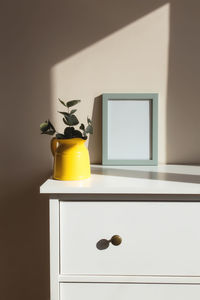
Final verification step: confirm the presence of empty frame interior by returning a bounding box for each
[107,99,152,160]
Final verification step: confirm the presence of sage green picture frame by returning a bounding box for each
[102,93,158,165]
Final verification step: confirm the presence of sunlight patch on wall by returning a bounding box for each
[50,4,170,163]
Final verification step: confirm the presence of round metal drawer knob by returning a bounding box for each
[110,235,122,246]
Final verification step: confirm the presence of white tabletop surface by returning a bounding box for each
[40,164,200,195]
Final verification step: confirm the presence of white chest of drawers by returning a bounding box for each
[40,165,200,300]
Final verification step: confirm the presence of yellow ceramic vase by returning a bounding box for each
[51,138,91,181]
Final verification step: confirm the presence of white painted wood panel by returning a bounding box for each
[40,165,200,195]
[59,274,200,284]
[50,199,60,300]
[60,202,200,275]
[60,283,200,300]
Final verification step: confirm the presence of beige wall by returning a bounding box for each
[1,1,200,300]
[51,4,169,163]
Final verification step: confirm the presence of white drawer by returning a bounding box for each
[60,283,200,300]
[60,202,200,275]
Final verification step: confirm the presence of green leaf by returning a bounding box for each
[79,123,85,130]
[72,130,83,138]
[59,111,77,125]
[58,98,66,107]
[63,127,85,139]
[64,127,74,138]
[40,120,56,135]
[66,100,81,108]
[44,130,55,136]
[79,123,87,137]
[59,111,70,125]
[69,115,79,125]
[61,113,79,126]
[48,120,55,132]
[85,124,93,134]
[40,121,49,132]
[87,117,92,125]
[56,133,65,139]
[63,118,68,125]
[70,109,77,115]
[58,111,70,117]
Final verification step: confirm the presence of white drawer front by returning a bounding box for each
[60,202,200,275]
[60,283,200,300]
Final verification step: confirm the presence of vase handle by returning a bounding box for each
[51,138,58,156]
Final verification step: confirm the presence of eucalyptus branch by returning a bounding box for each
[40,99,93,140]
